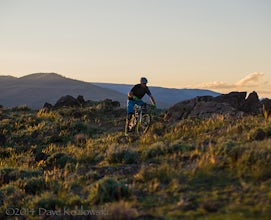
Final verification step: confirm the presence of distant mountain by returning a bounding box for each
[94,83,220,108]
[0,73,220,109]
[0,73,127,109]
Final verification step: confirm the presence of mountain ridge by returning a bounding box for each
[0,73,220,109]
[0,73,127,109]
[93,82,220,108]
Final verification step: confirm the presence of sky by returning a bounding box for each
[1,0,271,97]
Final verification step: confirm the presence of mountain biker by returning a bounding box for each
[125,77,156,135]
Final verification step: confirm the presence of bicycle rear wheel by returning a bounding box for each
[136,114,151,134]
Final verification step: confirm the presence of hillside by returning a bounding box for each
[1,97,271,219]
[0,73,127,109]
[94,83,220,108]
[0,73,220,109]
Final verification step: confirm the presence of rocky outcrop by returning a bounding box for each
[43,102,53,110]
[214,91,247,110]
[96,99,121,111]
[241,91,260,114]
[40,95,121,112]
[41,95,87,110]
[54,95,81,108]
[164,96,212,121]
[76,95,86,105]
[165,91,266,122]
[260,98,271,118]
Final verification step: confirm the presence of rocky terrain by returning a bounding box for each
[0,91,271,220]
[165,91,271,122]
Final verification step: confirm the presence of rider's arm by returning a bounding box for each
[149,95,156,106]
[128,91,134,99]
[128,91,140,101]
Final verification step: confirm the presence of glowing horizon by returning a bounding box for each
[1,0,270,98]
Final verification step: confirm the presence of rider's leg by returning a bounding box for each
[125,113,133,130]
[125,100,135,135]
[137,100,145,107]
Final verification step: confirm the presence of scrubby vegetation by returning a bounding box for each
[1,104,271,220]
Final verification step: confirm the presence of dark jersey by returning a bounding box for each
[128,84,152,100]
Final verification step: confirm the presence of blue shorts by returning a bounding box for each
[127,99,145,114]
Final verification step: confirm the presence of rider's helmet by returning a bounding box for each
[140,77,148,84]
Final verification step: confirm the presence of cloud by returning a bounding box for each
[193,81,233,89]
[258,89,271,96]
[235,72,264,86]
[192,72,266,90]
[189,72,271,98]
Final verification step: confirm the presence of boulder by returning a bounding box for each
[43,102,53,110]
[77,95,86,105]
[189,101,238,119]
[260,98,271,118]
[165,91,263,123]
[39,102,53,114]
[241,91,260,114]
[96,99,120,111]
[164,96,213,122]
[214,91,247,110]
[54,95,80,108]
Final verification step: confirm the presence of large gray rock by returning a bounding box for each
[165,91,264,122]
[164,96,208,122]
[214,91,247,110]
[76,95,86,105]
[189,101,238,119]
[260,98,271,118]
[54,95,80,108]
[241,91,260,114]
[96,99,120,111]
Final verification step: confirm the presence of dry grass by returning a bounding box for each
[1,107,271,219]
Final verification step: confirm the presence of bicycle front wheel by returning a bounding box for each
[136,114,151,134]
[128,114,137,132]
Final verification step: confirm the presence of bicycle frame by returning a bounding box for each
[129,104,151,134]
[134,104,142,123]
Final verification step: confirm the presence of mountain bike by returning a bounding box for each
[128,103,152,135]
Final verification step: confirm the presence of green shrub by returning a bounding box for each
[21,177,47,194]
[0,168,14,185]
[35,193,64,210]
[108,201,138,220]
[168,140,195,154]
[123,149,139,164]
[155,164,177,185]
[11,105,31,111]
[264,125,271,137]
[70,121,88,134]
[67,194,82,207]
[45,153,77,168]
[143,141,168,160]
[0,168,42,186]
[0,184,25,208]
[107,145,139,164]
[136,164,177,185]
[248,128,266,141]
[0,190,4,206]
[79,170,101,183]
[89,178,130,204]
